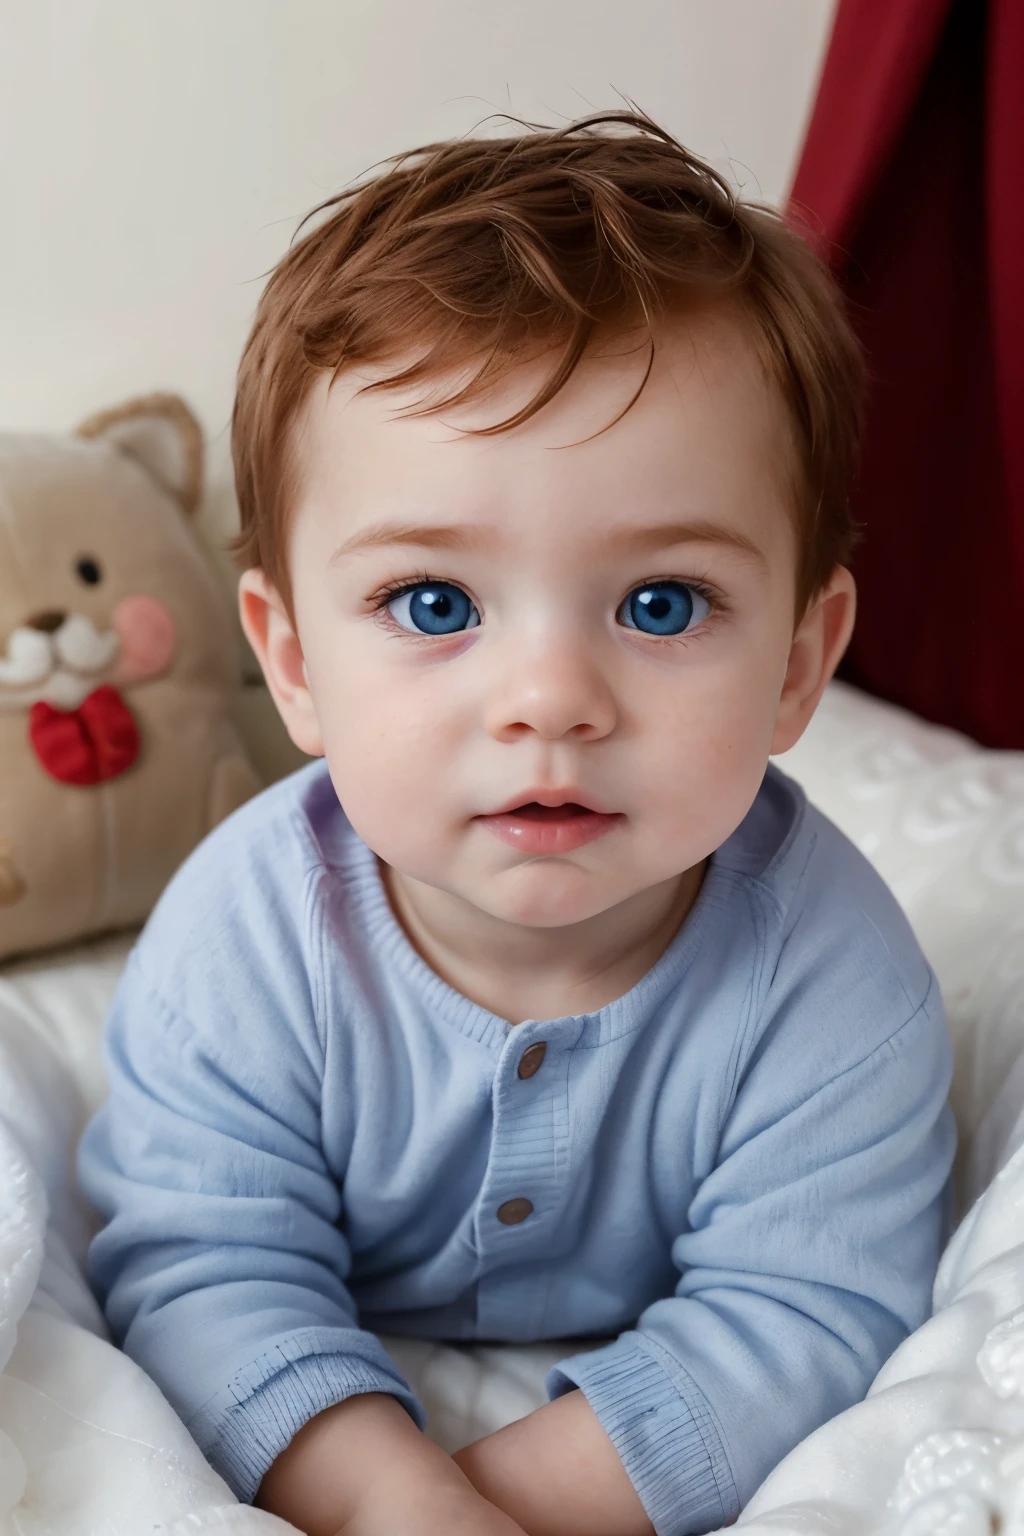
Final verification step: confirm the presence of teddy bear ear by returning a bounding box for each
[75,392,204,516]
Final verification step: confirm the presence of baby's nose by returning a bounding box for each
[484,640,617,744]
[24,609,67,633]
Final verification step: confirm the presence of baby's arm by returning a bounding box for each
[257,1393,528,1535]
[458,982,954,1536]
[77,948,503,1528]
[454,1390,654,1536]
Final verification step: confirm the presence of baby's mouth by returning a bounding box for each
[507,801,593,821]
[475,799,625,855]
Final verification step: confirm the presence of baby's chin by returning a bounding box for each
[416,856,676,932]
[473,883,626,931]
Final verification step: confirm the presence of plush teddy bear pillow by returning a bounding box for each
[0,393,261,963]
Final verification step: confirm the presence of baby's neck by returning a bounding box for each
[379,859,706,1024]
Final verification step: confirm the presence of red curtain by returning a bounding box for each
[790,0,1024,749]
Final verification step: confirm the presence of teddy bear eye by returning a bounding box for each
[74,555,103,585]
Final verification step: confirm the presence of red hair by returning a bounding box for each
[231,110,864,621]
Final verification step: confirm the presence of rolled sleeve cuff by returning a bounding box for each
[546,1331,737,1536]
[187,1327,425,1503]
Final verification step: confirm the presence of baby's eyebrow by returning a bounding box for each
[329,522,490,563]
[329,517,767,568]
[615,519,769,569]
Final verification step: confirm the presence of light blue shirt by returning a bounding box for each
[78,758,955,1535]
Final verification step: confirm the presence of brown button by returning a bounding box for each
[496,1197,534,1225]
[517,1042,547,1080]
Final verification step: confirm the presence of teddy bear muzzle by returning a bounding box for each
[0,600,178,785]
[0,613,120,709]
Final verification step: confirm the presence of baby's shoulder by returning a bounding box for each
[721,766,939,1069]
[132,757,353,1014]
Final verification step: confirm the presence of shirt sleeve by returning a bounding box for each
[77,948,423,1504]
[547,976,956,1536]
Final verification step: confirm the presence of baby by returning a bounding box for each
[78,113,955,1536]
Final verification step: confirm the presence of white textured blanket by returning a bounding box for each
[1,682,1022,1534]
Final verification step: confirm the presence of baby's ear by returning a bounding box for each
[770,565,857,756]
[238,567,325,758]
[76,392,204,516]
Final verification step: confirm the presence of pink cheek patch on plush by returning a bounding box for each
[110,595,176,685]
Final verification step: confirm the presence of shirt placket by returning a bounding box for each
[472,1015,581,1339]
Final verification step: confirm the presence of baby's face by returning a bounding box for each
[255,308,843,930]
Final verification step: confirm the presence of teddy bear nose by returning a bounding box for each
[24,609,67,633]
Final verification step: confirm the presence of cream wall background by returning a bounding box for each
[0,0,837,609]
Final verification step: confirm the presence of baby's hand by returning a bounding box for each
[336,1471,528,1535]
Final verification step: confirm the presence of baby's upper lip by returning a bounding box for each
[482,788,617,817]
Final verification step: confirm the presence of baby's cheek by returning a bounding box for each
[325,756,432,873]
[110,595,177,684]
[657,676,772,842]
[321,699,454,869]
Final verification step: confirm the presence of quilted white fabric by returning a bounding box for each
[0,680,1021,1534]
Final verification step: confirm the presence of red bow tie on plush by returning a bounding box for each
[29,685,140,786]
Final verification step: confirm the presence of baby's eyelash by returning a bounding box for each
[367,571,444,611]
[634,575,720,607]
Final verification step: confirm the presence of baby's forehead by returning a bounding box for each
[291,314,801,578]
[303,307,792,486]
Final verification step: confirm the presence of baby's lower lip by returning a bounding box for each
[475,802,624,856]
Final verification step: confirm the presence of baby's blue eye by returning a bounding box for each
[618,582,710,636]
[387,581,480,635]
